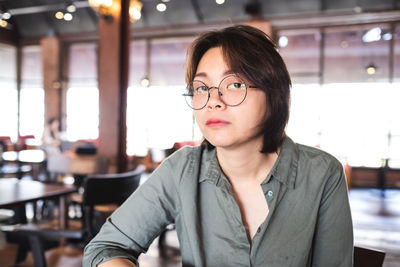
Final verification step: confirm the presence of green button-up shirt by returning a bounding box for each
[83,137,353,267]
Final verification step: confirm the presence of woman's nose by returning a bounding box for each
[207,87,225,109]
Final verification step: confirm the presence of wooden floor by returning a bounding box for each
[350,189,400,267]
[0,188,399,267]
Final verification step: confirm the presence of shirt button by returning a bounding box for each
[267,190,273,197]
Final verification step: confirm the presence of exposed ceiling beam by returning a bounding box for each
[271,10,400,30]
[130,10,400,39]
[190,0,203,23]
[8,1,90,16]
[140,4,149,27]
[85,6,99,28]
[35,0,59,36]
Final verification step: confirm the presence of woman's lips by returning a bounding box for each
[206,119,230,128]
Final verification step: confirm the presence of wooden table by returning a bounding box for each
[0,178,76,228]
[0,178,78,267]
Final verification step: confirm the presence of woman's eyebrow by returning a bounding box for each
[194,70,235,79]
[223,70,235,76]
[194,72,207,78]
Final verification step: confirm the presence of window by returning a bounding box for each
[127,37,201,156]
[279,24,398,167]
[19,45,44,139]
[286,84,322,147]
[324,25,390,83]
[0,43,17,141]
[394,23,400,83]
[66,43,99,141]
[389,23,400,167]
[319,83,393,167]
[278,29,321,84]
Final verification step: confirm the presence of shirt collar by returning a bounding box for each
[198,136,299,189]
[199,148,221,184]
[265,136,299,189]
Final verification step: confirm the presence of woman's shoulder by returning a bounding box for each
[288,141,346,193]
[295,142,343,172]
[160,144,210,176]
[165,144,205,163]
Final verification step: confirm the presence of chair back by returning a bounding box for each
[354,246,386,267]
[0,136,12,152]
[83,165,144,206]
[17,135,36,151]
[82,165,145,239]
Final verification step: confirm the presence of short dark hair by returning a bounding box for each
[186,24,291,153]
[47,117,58,125]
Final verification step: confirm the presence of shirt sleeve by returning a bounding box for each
[312,162,354,266]
[83,149,186,267]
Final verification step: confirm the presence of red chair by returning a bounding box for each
[0,136,13,151]
[17,135,36,151]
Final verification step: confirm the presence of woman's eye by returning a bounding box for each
[228,82,243,90]
[195,86,209,93]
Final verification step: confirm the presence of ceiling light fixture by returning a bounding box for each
[129,0,143,22]
[353,6,362,13]
[156,2,167,12]
[366,64,377,75]
[141,77,150,87]
[216,0,225,4]
[88,0,114,22]
[89,0,143,23]
[0,19,8,28]
[278,36,288,47]
[382,33,392,41]
[362,27,382,43]
[340,41,349,48]
[55,11,64,19]
[1,12,11,20]
[63,12,73,21]
[66,3,77,13]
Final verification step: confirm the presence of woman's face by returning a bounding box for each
[193,47,267,151]
[50,120,59,131]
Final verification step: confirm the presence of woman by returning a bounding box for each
[83,25,353,267]
[41,117,62,154]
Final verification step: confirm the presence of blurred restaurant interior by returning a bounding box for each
[0,0,400,266]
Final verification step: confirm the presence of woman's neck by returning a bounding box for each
[216,139,279,185]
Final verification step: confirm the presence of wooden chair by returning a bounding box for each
[1,166,144,267]
[354,246,386,267]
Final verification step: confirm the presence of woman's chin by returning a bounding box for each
[206,139,233,149]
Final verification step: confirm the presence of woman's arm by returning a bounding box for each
[312,164,354,266]
[83,148,188,267]
[98,258,136,267]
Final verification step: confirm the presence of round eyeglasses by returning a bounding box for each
[183,74,257,110]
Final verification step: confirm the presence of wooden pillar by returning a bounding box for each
[245,20,271,37]
[97,0,129,172]
[40,37,61,125]
[59,43,70,133]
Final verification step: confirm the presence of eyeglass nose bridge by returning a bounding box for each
[207,86,223,97]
